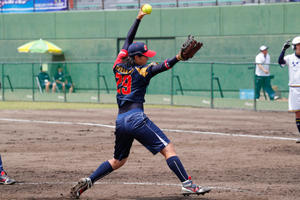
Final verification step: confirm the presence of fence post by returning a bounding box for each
[210,63,214,108]
[1,64,4,101]
[32,63,35,101]
[97,62,100,103]
[253,64,257,111]
[64,63,67,102]
[171,68,174,105]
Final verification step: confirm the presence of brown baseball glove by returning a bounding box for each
[178,35,203,61]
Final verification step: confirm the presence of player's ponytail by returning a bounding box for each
[122,56,135,67]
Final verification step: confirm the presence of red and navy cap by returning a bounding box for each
[128,42,156,58]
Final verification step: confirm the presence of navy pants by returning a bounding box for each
[114,108,170,161]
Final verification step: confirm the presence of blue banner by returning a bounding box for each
[35,0,67,12]
[1,0,34,13]
[1,0,67,13]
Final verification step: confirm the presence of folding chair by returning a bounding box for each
[35,75,43,94]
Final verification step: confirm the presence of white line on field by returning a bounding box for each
[0,118,297,141]
[16,181,247,192]
[16,181,180,186]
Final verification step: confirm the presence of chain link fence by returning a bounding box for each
[0,61,289,111]
[69,0,294,10]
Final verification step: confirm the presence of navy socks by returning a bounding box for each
[89,161,113,183]
[89,157,188,184]
[166,156,189,182]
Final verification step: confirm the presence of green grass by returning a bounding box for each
[0,101,117,110]
[0,93,289,111]
[0,101,177,110]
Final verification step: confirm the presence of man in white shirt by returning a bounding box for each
[278,36,300,143]
[255,45,275,100]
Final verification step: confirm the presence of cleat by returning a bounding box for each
[70,177,92,199]
[0,171,16,185]
[296,138,300,143]
[181,177,211,196]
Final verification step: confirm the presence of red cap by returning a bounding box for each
[128,42,156,58]
[142,49,156,57]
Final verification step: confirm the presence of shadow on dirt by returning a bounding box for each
[128,196,215,200]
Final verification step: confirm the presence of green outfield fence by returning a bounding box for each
[0,61,289,111]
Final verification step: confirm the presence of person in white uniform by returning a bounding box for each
[278,36,300,143]
[255,45,276,100]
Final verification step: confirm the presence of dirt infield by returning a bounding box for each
[0,107,300,200]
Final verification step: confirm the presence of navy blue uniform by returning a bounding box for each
[112,19,179,160]
[70,14,210,198]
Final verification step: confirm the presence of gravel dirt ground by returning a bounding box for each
[0,107,299,200]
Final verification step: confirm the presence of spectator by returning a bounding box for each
[38,65,56,93]
[255,45,277,100]
[54,66,74,93]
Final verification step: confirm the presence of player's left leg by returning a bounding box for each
[160,143,188,181]
[132,113,211,195]
[295,111,300,143]
[160,145,211,195]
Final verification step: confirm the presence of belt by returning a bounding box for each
[118,102,144,114]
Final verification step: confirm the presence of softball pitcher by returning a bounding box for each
[70,8,211,199]
[278,36,300,143]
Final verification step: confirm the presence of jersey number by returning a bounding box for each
[116,73,132,95]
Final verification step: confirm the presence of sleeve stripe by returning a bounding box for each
[164,60,171,69]
[113,49,128,69]
[119,50,128,56]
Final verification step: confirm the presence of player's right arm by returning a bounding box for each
[147,56,180,78]
[113,9,147,68]
[122,10,147,50]
[278,40,291,66]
